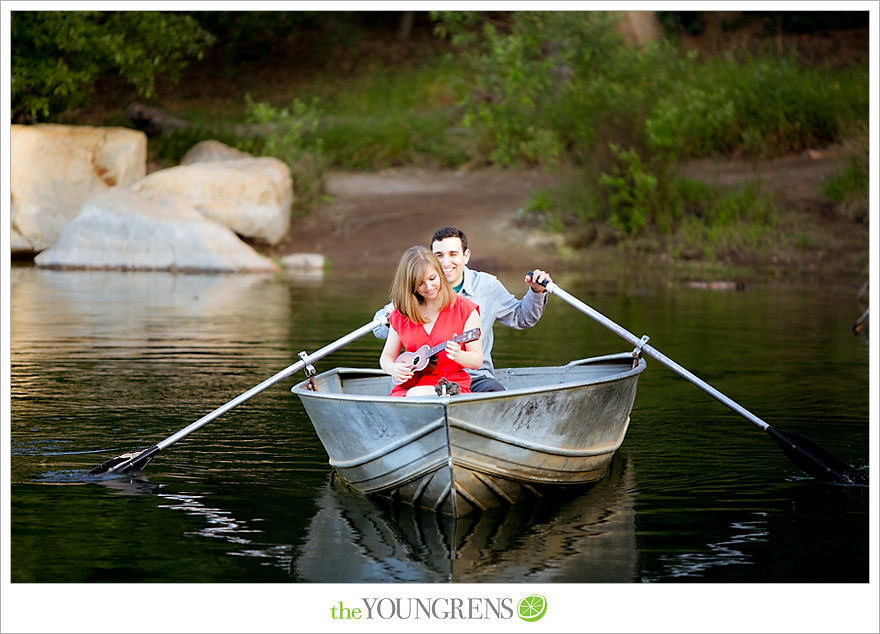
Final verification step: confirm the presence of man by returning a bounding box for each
[374,226,553,392]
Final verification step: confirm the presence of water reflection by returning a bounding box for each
[98,475,164,496]
[646,514,769,580]
[157,492,264,544]
[10,267,285,356]
[101,475,298,573]
[294,457,637,583]
[10,267,298,480]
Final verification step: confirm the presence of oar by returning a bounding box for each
[530,273,867,485]
[89,317,387,476]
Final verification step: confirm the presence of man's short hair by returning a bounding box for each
[431,226,468,252]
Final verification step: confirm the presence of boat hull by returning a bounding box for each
[292,353,645,517]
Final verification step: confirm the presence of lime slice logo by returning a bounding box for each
[517,595,547,622]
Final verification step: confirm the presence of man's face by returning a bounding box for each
[432,237,470,287]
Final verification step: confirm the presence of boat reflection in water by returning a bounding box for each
[293,455,637,583]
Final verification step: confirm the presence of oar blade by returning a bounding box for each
[765,427,867,485]
[88,445,159,476]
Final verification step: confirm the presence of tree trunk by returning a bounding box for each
[397,11,415,41]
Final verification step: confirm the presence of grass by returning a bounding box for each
[821,125,869,223]
[646,56,870,158]
[149,53,473,168]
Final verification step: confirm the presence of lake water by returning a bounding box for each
[5,264,874,630]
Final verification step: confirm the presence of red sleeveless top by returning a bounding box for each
[388,295,479,397]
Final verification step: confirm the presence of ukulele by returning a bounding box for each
[392,328,481,388]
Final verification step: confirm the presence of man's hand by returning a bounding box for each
[525,269,552,293]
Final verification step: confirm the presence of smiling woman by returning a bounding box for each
[379,246,482,396]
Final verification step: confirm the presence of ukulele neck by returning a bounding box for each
[423,328,480,358]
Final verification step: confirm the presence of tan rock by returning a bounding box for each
[180,140,252,165]
[10,124,147,254]
[34,187,278,273]
[133,158,293,245]
[280,253,325,271]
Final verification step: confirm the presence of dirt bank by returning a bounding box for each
[271,151,868,286]
[276,167,563,273]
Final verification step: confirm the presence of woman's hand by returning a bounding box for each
[445,324,482,370]
[387,361,414,384]
[445,339,463,364]
[380,326,415,382]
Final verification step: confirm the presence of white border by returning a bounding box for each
[2,2,878,633]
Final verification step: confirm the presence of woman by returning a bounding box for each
[380,246,482,397]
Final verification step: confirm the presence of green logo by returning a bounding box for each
[517,595,547,622]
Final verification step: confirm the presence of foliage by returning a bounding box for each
[657,10,868,38]
[434,9,867,254]
[238,98,329,215]
[141,96,329,216]
[185,11,412,64]
[599,143,659,234]
[11,11,214,121]
[436,11,868,165]
[822,126,869,223]
[674,184,779,259]
[246,56,472,170]
[433,11,628,167]
[646,58,869,158]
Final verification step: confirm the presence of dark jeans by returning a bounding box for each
[469,375,506,392]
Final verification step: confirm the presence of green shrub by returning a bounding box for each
[285,56,472,169]
[150,126,237,166]
[435,11,636,167]
[319,110,468,169]
[647,57,868,158]
[676,184,779,258]
[599,143,659,235]
[11,11,213,121]
[822,127,869,222]
[240,97,328,215]
[824,156,868,199]
[434,11,867,170]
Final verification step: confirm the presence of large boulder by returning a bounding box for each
[34,188,278,273]
[11,124,147,254]
[133,157,293,245]
[180,139,252,165]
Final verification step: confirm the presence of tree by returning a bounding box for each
[11,11,214,122]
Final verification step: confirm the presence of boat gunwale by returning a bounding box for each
[291,352,646,404]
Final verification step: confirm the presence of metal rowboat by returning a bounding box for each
[292,352,646,517]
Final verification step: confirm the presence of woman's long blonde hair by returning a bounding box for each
[390,246,453,323]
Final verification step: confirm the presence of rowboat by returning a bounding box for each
[291,352,646,517]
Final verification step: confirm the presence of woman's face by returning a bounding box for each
[415,265,442,300]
